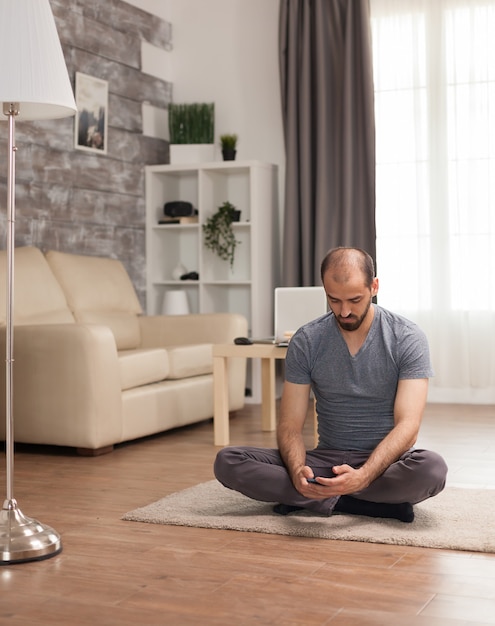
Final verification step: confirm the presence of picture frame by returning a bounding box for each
[74,72,108,154]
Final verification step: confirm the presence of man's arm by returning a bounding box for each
[349,377,428,487]
[277,381,312,486]
[313,378,429,495]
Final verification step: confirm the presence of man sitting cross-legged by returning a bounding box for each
[214,247,448,523]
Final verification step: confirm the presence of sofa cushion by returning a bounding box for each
[118,348,169,391]
[46,250,142,350]
[166,343,213,379]
[0,247,75,326]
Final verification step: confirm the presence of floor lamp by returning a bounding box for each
[0,0,77,564]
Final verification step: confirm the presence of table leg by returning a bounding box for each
[260,357,277,431]
[213,355,230,446]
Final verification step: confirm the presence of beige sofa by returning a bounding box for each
[0,247,247,454]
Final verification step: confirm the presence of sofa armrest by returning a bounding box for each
[138,312,248,347]
[0,324,123,450]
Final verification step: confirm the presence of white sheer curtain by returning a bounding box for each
[370,0,495,404]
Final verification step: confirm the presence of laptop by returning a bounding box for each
[252,286,328,346]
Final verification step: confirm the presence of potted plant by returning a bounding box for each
[169,103,215,144]
[220,133,238,161]
[202,201,241,267]
[168,103,215,163]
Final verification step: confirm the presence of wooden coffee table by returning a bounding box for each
[212,343,288,446]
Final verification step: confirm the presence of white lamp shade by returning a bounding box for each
[0,0,77,120]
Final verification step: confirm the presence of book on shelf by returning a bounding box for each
[158,216,199,225]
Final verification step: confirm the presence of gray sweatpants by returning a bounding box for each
[214,446,448,515]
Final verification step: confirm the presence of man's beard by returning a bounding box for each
[335,297,372,332]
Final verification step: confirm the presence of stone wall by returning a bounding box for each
[0,0,172,306]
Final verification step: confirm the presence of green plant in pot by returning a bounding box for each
[203,201,241,267]
[169,103,215,144]
[220,133,238,161]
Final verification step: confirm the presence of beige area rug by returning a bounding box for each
[122,480,495,553]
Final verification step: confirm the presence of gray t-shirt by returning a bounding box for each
[284,305,433,452]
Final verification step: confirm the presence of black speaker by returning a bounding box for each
[163,201,195,218]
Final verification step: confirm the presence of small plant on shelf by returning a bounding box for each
[220,133,237,150]
[220,133,238,161]
[202,201,241,268]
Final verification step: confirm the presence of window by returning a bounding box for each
[371,0,495,400]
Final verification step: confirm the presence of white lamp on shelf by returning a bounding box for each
[0,0,77,564]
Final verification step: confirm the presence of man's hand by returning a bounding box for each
[294,464,371,499]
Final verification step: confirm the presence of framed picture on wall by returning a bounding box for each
[74,72,108,154]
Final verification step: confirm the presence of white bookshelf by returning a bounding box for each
[145,160,279,402]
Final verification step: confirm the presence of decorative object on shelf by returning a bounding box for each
[202,201,241,268]
[168,103,215,164]
[171,261,188,281]
[162,290,190,315]
[220,133,238,161]
[180,271,199,281]
[0,0,77,564]
[163,200,195,218]
[169,103,214,144]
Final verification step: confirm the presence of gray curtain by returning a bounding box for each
[279,0,376,286]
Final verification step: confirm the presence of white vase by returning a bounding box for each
[162,290,190,315]
[171,262,187,281]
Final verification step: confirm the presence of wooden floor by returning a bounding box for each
[1,402,495,625]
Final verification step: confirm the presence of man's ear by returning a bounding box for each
[371,278,379,298]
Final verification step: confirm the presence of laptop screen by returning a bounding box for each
[274,286,328,343]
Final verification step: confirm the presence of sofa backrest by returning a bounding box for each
[0,246,75,326]
[45,250,143,350]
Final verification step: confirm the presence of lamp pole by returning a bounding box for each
[5,102,18,505]
[0,102,63,564]
[0,0,76,564]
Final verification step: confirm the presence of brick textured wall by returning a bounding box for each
[0,0,171,306]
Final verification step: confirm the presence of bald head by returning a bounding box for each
[320,247,375,287]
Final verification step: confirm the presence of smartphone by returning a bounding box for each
[307,474,337,484]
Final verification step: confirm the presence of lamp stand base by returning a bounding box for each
[0,499,62,564]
